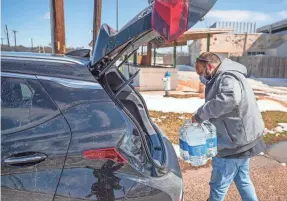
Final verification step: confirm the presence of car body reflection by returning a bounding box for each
[85,161,124,201]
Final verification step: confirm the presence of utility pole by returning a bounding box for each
[173,42,177,67]
[153,47,156,66]
[11,30,17,47]
[207,33,210,52]
[5,25,10,48]
[50,0,66,54]
[92,0,102,52]
[146,42,152,66]
[30,38,34,51]
[116,0,119,31]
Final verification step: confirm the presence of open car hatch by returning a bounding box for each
[90,0,217,76]
[89,0,217,172]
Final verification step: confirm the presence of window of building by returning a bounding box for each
[247,52,265,56]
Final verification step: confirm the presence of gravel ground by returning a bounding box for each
[182,156,287,201]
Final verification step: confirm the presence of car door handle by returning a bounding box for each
[4,153,47,165]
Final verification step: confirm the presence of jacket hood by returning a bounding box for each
[217,58,247,76]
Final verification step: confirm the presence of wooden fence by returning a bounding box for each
[229,56,287,78]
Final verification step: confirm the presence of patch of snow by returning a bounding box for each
[142,94,204,113]
[264,123,287,135]
[248,78,287,96]
[257,100,287,112]
[278,123,287,131]
[268,94,287,103]
[269,131,275,135]
[172,144,181,158]
[161,116,167,119]
[143,94,287,113]
[259,152,265,156]
[281,163,286,167]
[179,116,185,119]
[264,128,270,135]
[274,126,283,133]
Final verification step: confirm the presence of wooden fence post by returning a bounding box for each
[278,58,285,78]
[264,57,268,77]
[275,57,280,78]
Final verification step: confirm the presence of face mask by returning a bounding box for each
[204,75,212,80]
[199,76,208,85]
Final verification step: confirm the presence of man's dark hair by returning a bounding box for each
[198,52,221,67]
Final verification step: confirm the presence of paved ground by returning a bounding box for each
[182,156,287,201]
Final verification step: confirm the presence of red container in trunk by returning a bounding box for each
[152,0,188,42]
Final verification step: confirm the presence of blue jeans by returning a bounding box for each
[209,157,258,201]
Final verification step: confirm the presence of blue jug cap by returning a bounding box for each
[165,71,171,77]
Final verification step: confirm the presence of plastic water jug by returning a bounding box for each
[202,121,217,158]
[179,120,191,161]
[186,123,207,166]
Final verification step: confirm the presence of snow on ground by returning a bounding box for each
[247,78,287,95]
[142,94,287,113]
[268,93,287,103]
[142,94,205,113]
[257,100,287,112]
[278,123,287,131]
[264,123,287,135]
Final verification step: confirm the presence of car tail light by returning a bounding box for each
[83,148,128,164]
[152,0,188,42]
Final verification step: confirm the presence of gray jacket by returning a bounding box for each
[195,59,265,157]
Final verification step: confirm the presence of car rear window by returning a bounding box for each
[1,77,59,134]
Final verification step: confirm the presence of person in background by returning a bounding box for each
[192,52,266,201]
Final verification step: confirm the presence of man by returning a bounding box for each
[192,52,266,201]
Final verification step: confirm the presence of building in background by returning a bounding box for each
[210,21,257,34]
[257,19,287,35]
[189,20,287,64]
[256,19,287,57]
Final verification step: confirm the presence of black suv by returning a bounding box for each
[1,1,216,201]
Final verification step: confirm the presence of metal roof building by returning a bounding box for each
[257,19,287,34]
[210,21,257,34]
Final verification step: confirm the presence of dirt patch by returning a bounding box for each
[263,131,287,145]
[262,111,287,129]
[179,159,212,172]
[149,110,287,145]
[182,156,287,201]
[149,111,192,144]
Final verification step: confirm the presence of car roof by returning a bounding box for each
[1,51,90,65]
[1,51,97,82]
